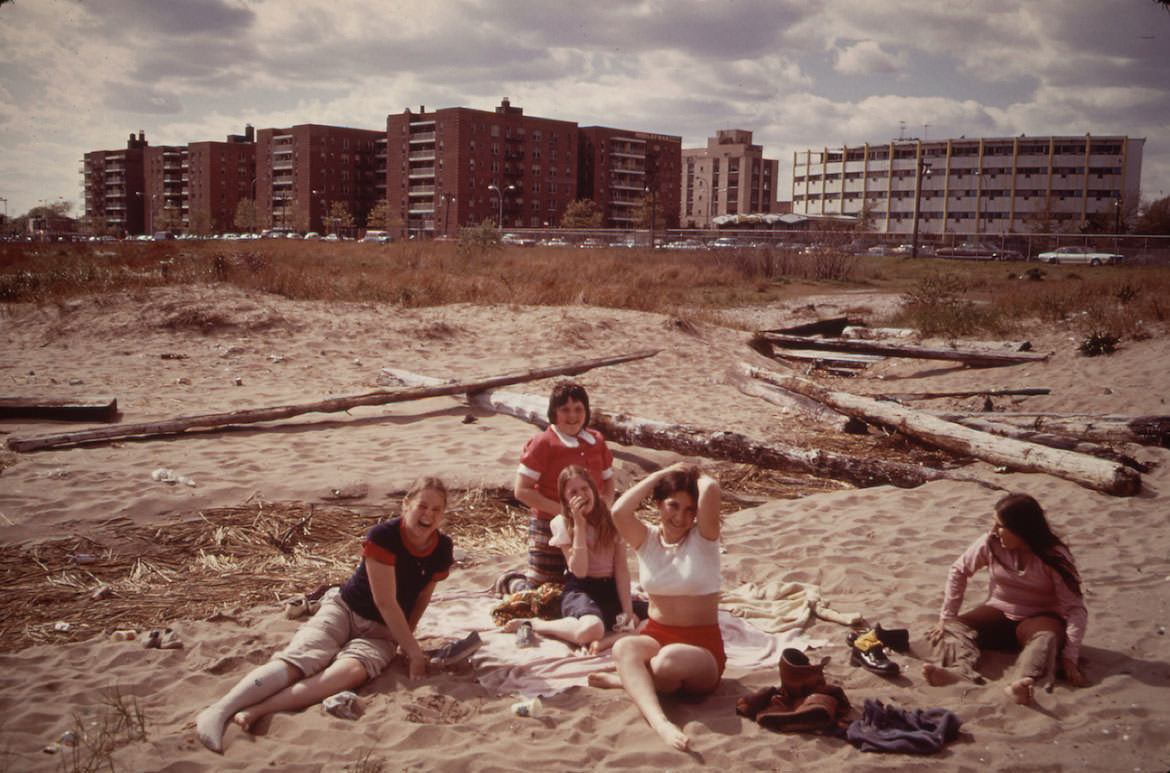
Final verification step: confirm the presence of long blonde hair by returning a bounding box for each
[557,466,616,548]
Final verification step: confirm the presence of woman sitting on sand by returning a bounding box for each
[589,463,724,751]
[196,477,453,753]
[924,492,1088,705]
[502,465,643,653]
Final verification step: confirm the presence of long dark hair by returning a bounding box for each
[557,465,617,548]
[993,493,1081,596]
[651,465,700,506]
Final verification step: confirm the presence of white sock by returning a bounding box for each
[196,660,294,753]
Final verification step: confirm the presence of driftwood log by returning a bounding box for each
[871,388,1051,401]
[380,368,972,490]
[5,350,659,453]
[937,415,1148,472]
[752,332,1050,368]
[930,412,1170,449]
[745,366,1140,497]
[0,397,119,422]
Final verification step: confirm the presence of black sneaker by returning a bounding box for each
[431,631,483,666]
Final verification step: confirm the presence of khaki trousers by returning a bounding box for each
[932,605,1064,684]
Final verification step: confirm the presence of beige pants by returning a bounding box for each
[932,605,1064,684]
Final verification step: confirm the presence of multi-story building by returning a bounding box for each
[255,123,384,234]
[681,130,779,229]
[144,144,188,233]
[792,135,1145,235]
[82,131,148,236]
[185,126,256,234]
[387,99,580,237]
[578,127,681,228]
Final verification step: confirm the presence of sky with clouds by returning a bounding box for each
[1,0,1168,219]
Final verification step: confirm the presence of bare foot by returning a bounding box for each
[650,718,690,751]
[587,672,623,689]
[922,663,961,686]
[231,710,259,732]
[1006,677,1035,705]
[501,619,524,633]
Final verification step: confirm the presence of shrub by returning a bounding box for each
[1078,330,1120,357]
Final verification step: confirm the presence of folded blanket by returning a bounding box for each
[721,580,862,633]
[418,589,822,698]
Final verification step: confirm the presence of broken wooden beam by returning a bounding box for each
[5,350,659,453]
[380,368,974,491]
[763,316,854,337]
[744,365,1140,497]
[732,364,868,434]
[940,415,1148,472]
[752,332,1050,367]
[0,397,119,423]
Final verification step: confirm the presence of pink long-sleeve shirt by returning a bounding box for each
[940,534,1088,662]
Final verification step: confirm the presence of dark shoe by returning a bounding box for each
[431,631,483,666]
[874,623,910,653]
[847,631,900,677]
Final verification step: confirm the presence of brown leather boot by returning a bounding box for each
[779,648,828,697]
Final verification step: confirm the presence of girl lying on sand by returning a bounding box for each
[196,476,454,753]
[589,463,725,751]
[502,465,644,653]
[923,492,1088,704]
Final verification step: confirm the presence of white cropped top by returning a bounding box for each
[635,525,721,596]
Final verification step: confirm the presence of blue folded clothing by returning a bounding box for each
[846,698,961,754]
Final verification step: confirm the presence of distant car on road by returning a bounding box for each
[710,237,743,249]
[934,243,1021,261]
[501,233,537,247]
[1037,246,1123,266]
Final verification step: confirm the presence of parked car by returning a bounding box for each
[579,237,610,248]
[663,239,705,251]
[710,237,743,249]
[934,242,1021,261]
[1037,246,1123,266]
[501,233,537,246]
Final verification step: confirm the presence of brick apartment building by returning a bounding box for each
[386,99,580,237]
[255,124,384,234]
[185,126,257,233]
[578,127,681,228]
[83,131,148,236]
[144,144,187,233]
[681,130,779,228]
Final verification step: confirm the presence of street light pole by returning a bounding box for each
[910,156,932,260]
[488,184,515,229]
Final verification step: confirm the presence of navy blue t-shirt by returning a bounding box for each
[339,518,453,624]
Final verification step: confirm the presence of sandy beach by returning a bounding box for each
[1,284,1168,771]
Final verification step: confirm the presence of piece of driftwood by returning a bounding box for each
[842,326,916,340]
[872,388,1051,401]
[940,415,1148,472]
[5,350,659,453]
[752,333,1050,367]
[0,397,119,422]
[931,412,1170,449]
[768,350,883,367]
[732,365,868,434]
[745,366,1140,497]
[379,368,971,490]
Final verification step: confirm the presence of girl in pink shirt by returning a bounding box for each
[924,493,1088,705]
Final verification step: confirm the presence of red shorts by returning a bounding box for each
[641,618,727,678]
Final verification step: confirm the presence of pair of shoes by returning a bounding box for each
[143,627,183,650]
[431,631,484,666]
[874,623,910,653]
[846,631,899,677]
[284,594,320,620]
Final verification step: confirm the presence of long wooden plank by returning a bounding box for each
[0,397,118,422]
[754,333,1050,367]
[5,350,659,453]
